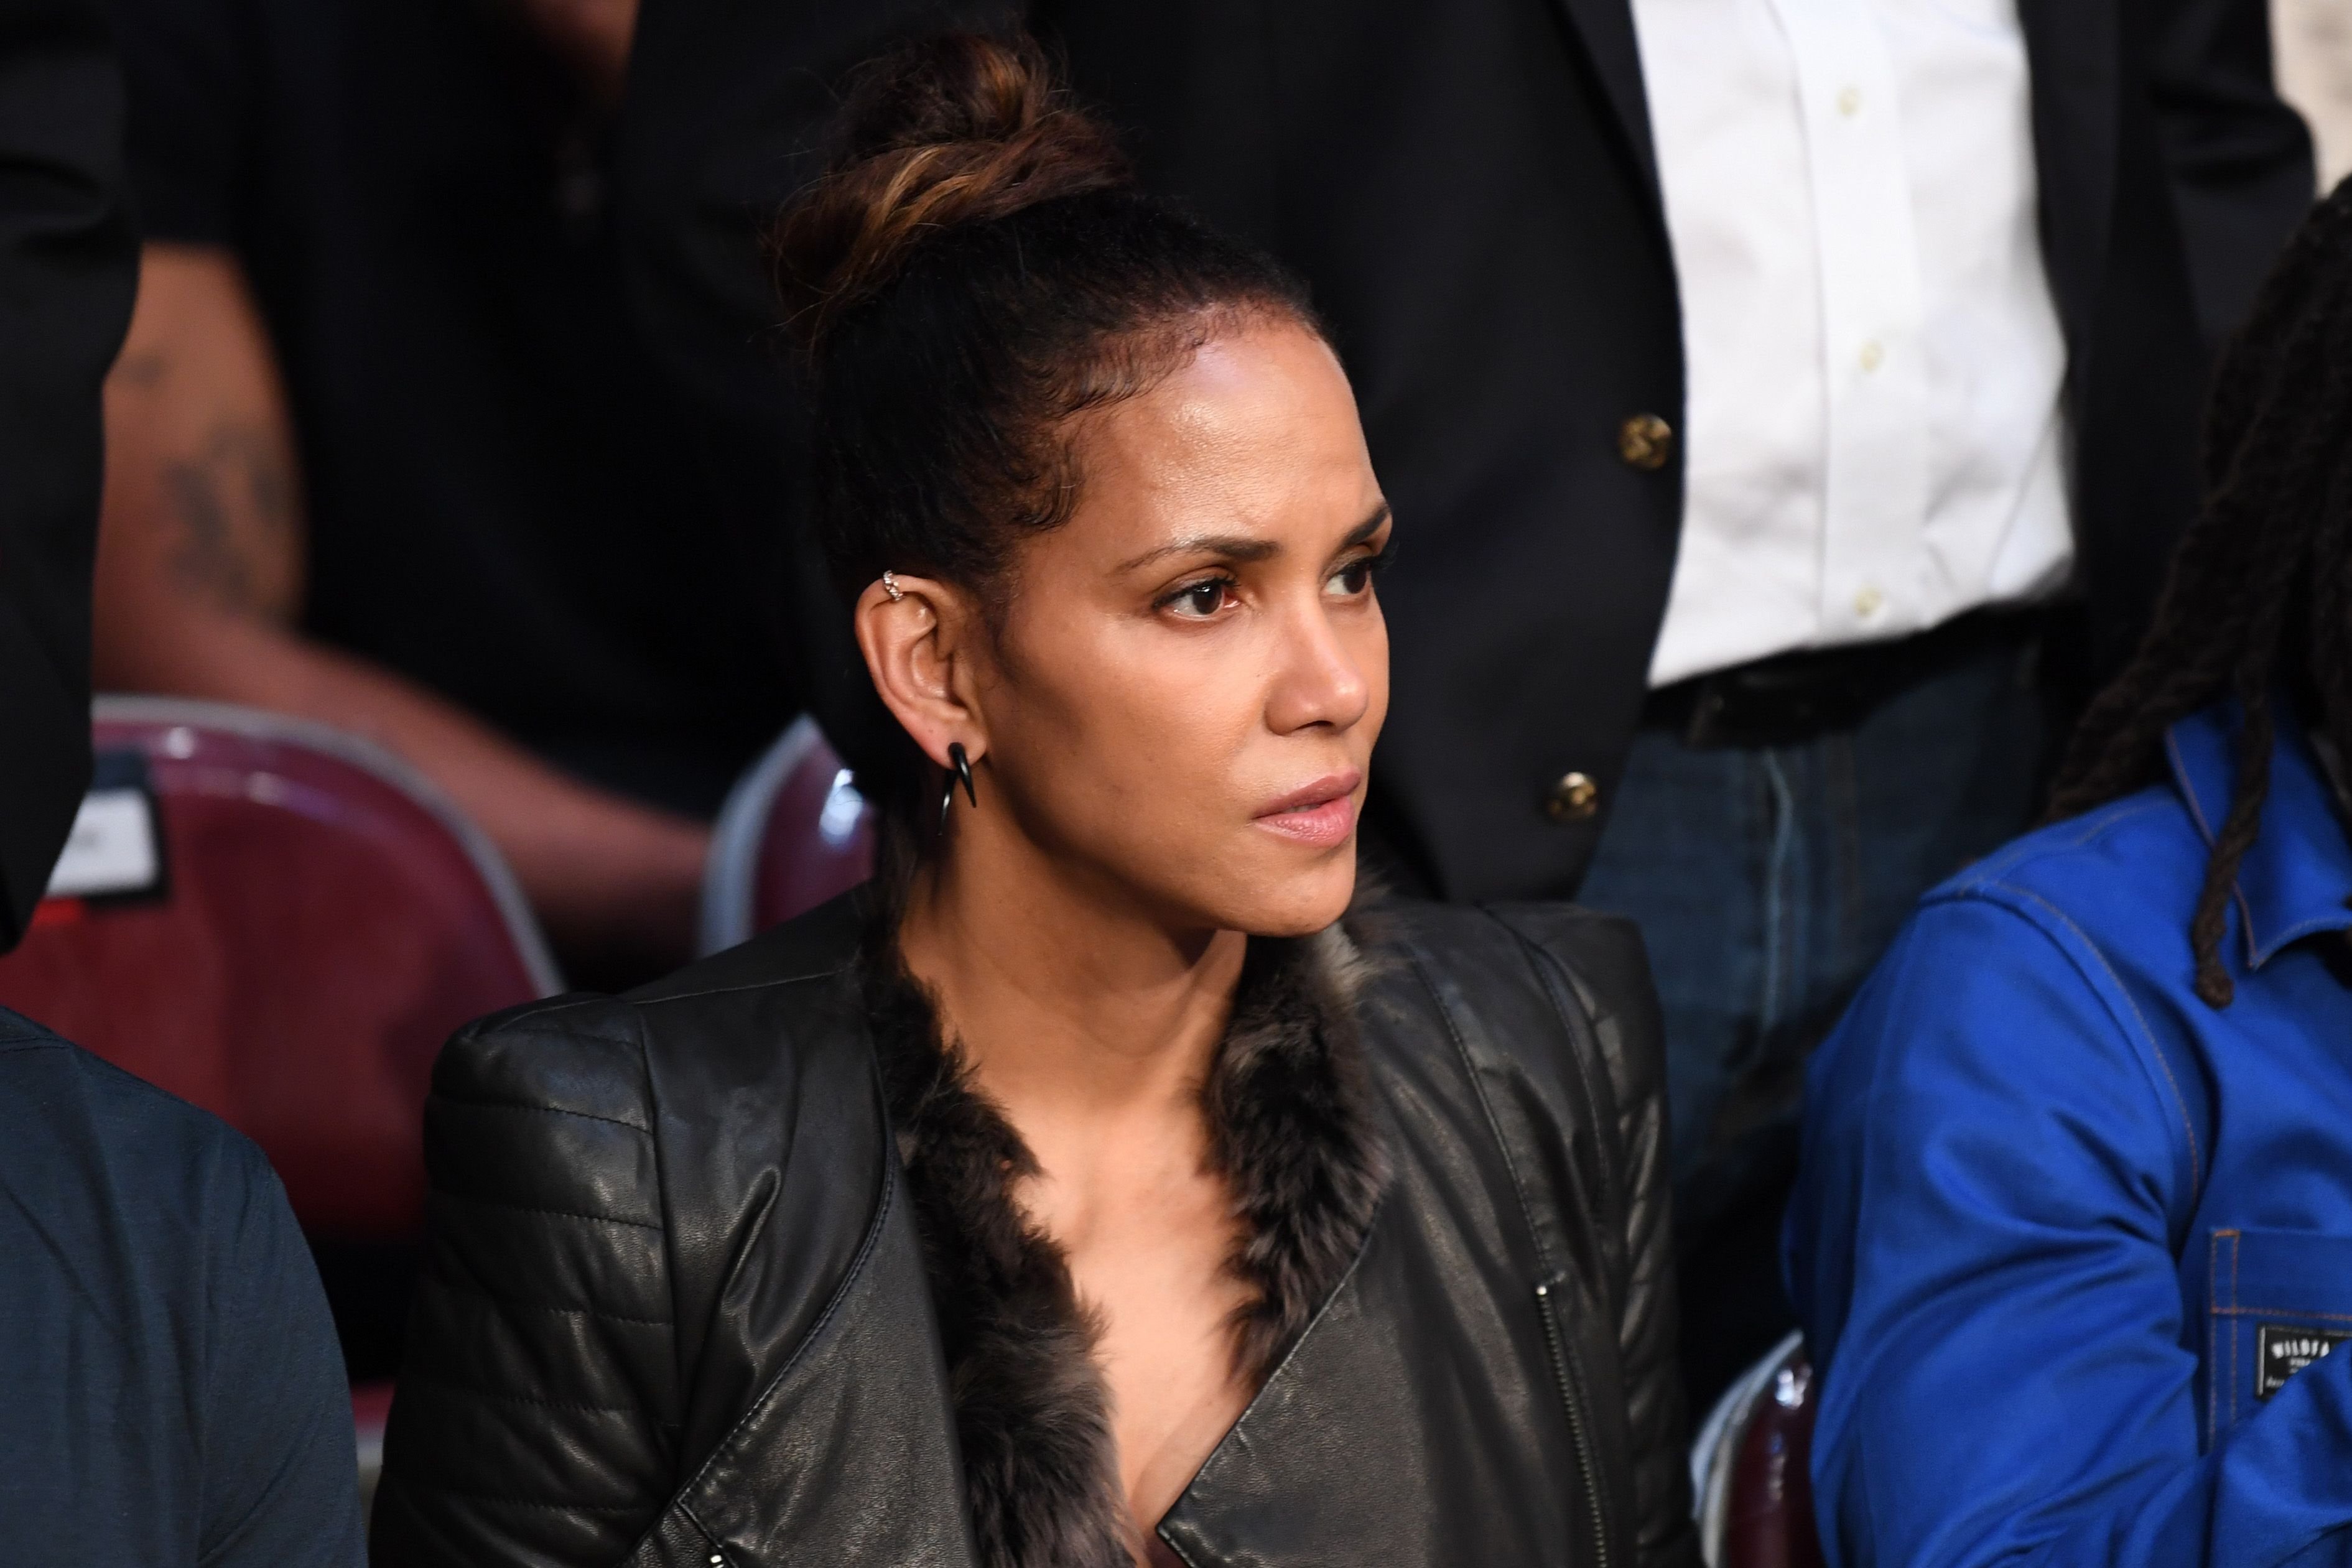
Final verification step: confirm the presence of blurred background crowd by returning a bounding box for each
[2,0,2350,1552]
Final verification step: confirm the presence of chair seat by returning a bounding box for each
[0,698,557,1237]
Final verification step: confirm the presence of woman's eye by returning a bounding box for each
[1164,578,1232,618]
[1327,558,1376,597]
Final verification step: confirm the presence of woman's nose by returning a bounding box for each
[1265,595,1375,735]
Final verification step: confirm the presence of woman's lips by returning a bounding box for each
[1253,771,1362,848]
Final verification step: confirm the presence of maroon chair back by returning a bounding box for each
[699,715,876,954]
[0,697,559,1240]
[1693,1332,1825,1568]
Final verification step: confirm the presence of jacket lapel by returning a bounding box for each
[1543,0,1663,204]
[865,922,1390,1568]
[1156,1228,1394,1567]
[2015,0,2119,363]
[620,1153,982,1568]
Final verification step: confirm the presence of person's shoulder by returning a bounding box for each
[1800,785,2215,1207]
[435,890,871,1124]
[1923,782,2205,956]
[1354,898,1663,1110]
[0,1007,277,1205]
[1362,898,1653,1040]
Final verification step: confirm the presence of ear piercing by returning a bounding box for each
[881,571,904,603]
[939,741,979,828]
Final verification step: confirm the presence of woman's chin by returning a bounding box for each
[1221,847,1359,938]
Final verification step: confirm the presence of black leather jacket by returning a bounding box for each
[371,894,1696,1567]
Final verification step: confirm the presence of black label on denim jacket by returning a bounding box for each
[2256,1324,2351,1400]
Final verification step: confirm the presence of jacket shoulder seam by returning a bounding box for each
[632,964,848,1009]
[1942,796,2178,893]
[1931,881,2205,1199]
[432,1096,651,1136]
[437,1192,662,1231]
[418,1488,649,1516]
[1482,909,1624,1225]
[1399,943,1557,1280]
[398,1368,639,1416]
[428,1274,672,1328]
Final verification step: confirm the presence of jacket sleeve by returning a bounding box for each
[2145,0,2316,356]
[1501,906,1699,1568]
[1788,894,2352,1568]
[0,0,137,949]
[1562,914,1700,1568]
[371,1001,682,1567]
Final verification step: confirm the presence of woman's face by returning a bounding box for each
[968,317,1391,937]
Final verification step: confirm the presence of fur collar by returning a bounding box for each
[860,925,1389,1568]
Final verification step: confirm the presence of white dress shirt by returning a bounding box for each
[1632,0,2075,689]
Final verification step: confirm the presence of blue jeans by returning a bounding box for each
[1576,628,2055,1403]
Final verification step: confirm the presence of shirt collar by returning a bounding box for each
[2165,702,2352,968]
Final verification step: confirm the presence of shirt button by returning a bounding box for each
[1859,340,1884,373]
[1838,85,1864,117]
[1545,771,1601,822]
[1853,585,1885,619]
[1617,413,1674,471]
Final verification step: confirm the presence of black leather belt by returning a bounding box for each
[1643,606,2043,751]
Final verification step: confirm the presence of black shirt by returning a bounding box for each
[0,0,136,945]
[0,1009,363,1566]
[107,0,796,817]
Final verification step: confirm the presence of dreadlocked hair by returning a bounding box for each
[2047,176,2352,1009]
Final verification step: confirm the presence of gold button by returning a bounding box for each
[1859,339,1884,373]
[1617,414,1674,472]
[1853,583,1885,618]
[1545,771,1601,822]
[1838,85,1864,118]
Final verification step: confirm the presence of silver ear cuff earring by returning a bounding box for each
[880,571,904,603]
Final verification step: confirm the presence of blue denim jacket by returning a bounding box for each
[1788,703,2352,1568]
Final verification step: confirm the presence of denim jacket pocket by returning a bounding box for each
[2205,1227,2352,1445]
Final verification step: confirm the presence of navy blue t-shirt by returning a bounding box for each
[0,1008,363,1565]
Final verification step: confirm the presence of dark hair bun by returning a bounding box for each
[775,34,1130,353]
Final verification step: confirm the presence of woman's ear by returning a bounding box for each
[852,574,988,769]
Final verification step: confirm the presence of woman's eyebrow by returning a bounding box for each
[1118,533,1281,573]
[1339,501,1393,549]
[1118,502,1392,575]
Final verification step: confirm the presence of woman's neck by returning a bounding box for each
[893,834,1248,1133]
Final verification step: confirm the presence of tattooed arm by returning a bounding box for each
[95,243,709,974]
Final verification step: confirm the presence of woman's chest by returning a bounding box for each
[1058,1184,1257,1539]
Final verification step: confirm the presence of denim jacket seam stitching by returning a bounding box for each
[1976,883,2205,1196]
[1939,797,2175,896]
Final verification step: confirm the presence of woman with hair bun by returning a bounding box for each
[372,33,1694,1568]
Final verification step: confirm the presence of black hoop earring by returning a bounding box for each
[939,741,979,828]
